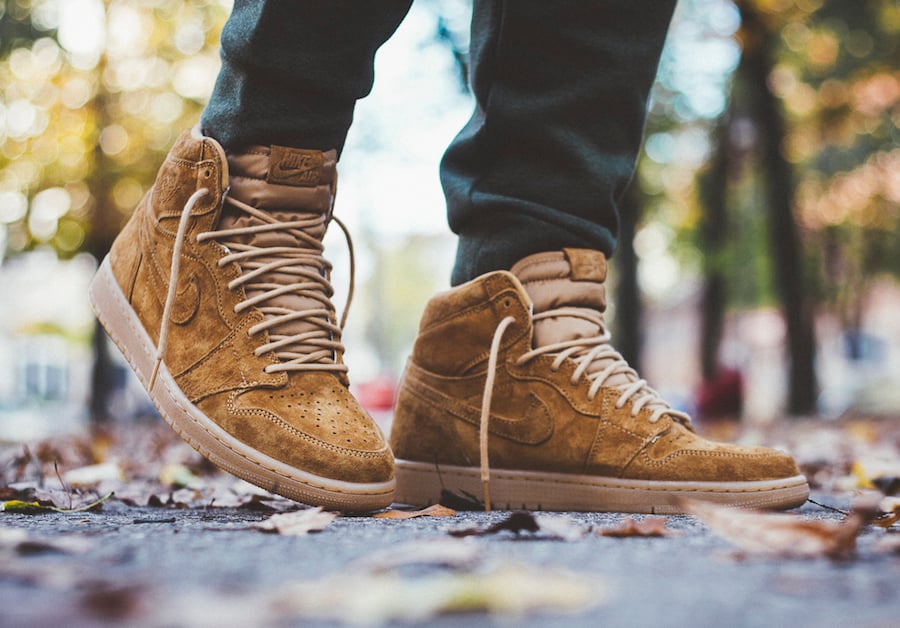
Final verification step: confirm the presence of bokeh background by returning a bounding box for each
[0,0,898,441]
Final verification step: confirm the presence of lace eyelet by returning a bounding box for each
[503,298,512,308]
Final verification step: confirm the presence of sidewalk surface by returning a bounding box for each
[1,418,898,627]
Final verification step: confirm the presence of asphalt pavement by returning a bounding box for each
[1,492,898,627]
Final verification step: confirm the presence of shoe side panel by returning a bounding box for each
[390,372,476,467]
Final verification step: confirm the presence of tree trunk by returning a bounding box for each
[698,115,731,382]
[737,2,818,415]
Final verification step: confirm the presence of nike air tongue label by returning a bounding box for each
[563,248,607,282]
[267,146,325,187]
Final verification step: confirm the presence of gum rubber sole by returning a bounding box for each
[394,459,810,513]
[89,256,394,512]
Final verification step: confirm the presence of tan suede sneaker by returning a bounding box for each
[391,249,809,513]
[90,128,394,511]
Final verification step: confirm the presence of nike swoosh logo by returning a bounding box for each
[403,364,554,445]
[171,273,200,325]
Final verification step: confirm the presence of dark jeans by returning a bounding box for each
[201,0,676,284]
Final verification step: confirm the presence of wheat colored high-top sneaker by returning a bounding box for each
[89,128,394,511]
[391,249,809,513]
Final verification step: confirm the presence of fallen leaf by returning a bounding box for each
[873,496,900,529]
[532,514,588,541]
[1,500,47,513]
[598,516,679,538]
[80,582,145,621]
[278,563,607,624]
[851,459,900,490]
[63,462,123,487]
[0,527,93,555]
[449,511,587,540]
[255,507,338,535]
[873,476,900,497]
[682,499,875,560]
[158,463,204,489]
[0,485,36,501]
[1,492,113,514]
[349,539,482,573]
[374,504,457,520]
[450,511,539,537]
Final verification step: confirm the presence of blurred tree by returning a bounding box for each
[1,0,230,420]
[634,0,898,417]
[736,0,818,415]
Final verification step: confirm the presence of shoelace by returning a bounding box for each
[478,307,691,511]
[149,188,354,390]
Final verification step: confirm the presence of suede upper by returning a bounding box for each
[391,249,801,484]
[108,129,393,485]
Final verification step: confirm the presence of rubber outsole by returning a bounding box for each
[89,256,394,512]
[394,459,810,513]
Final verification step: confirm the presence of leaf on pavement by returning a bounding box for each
[450,511,539,537]
[851,459,900,491]
[349,539,482,574]
[279,563,608,624]
[449,510,587,540]
[682,498,876,560]
[0,527,93,555]
[531,514,588,541]
[374,504,457,520]
[1,492,112,514]
[158,463,204,489]
[1,500,47,513]
[873,496,900,529]
[255,507,338,535]
[598,516,679,538]
[63,462,123,487]
[872,476,900,497]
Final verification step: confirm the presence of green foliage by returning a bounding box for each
[635,0,899,314]
[0,0,230,260]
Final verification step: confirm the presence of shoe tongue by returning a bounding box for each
[219,145,339,361]
[510,249,608,345]
[511,249,634,388]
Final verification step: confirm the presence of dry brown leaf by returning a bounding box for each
[374,504,457,519]
[873,496,900,529]
[598,516,679,538]
[682,499,874,560]
[449,511,587,540]
[255,507,338,535]
[450,511,541,537]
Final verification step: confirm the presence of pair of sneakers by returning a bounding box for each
[89,130,809,513]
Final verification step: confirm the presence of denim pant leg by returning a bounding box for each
[201,0,412,153]
[443,0,677,285]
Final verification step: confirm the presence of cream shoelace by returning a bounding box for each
[478,307,691,511]
[149,188,353,390]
